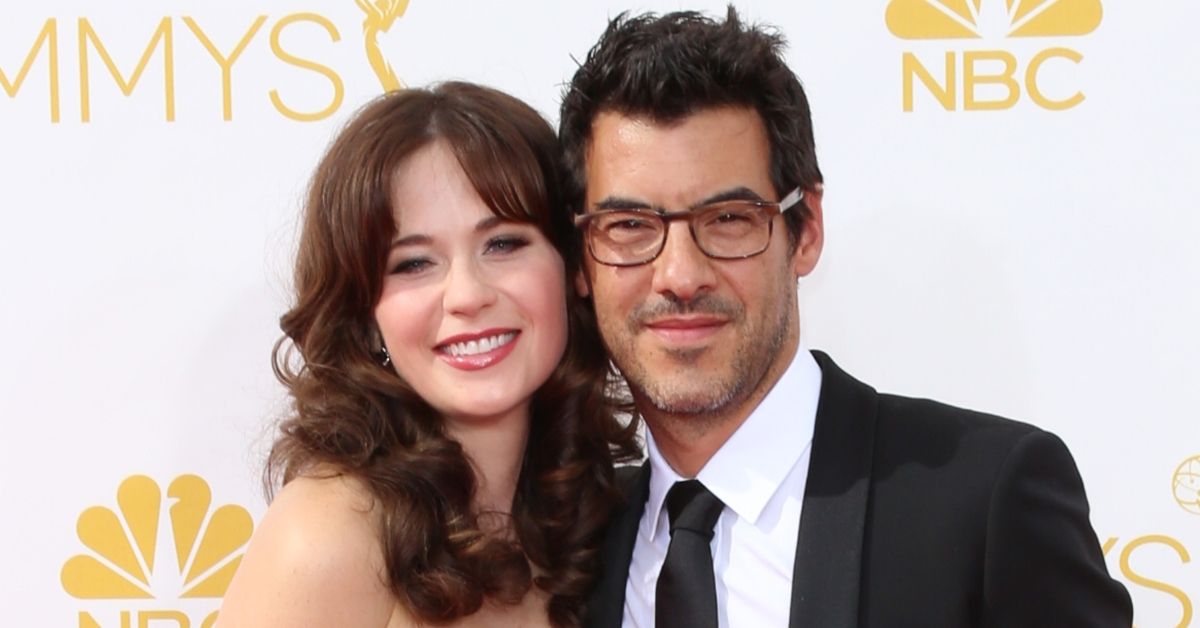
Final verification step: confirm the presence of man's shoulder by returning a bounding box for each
[866,390,1082,496]
[812,350,1048,452]
[857,392,1132,624]
[875,391,1042,440]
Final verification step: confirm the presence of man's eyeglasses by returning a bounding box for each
[574,188,805,267]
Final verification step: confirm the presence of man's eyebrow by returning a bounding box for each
[591,187,768,213]
[592,196,652,211]
[695,186,768,206]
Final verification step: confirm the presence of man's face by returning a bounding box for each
[580,107,823,423]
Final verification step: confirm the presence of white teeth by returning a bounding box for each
[444,332,516,357]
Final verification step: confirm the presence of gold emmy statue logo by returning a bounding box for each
[61,475,254,600]
[1174,455,1200,515]
[356,0,410,91]
[886,0,1102,39]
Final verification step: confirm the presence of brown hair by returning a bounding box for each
[559,6,822,247]
[268,82,640,626]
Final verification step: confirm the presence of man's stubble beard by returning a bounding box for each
[606,278,797,428]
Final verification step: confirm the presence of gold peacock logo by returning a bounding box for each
[886,0,1102,39]
[61,474,253,600]
[888,0,1103,111]
[355,0,410,91]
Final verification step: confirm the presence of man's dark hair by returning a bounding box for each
[559,6,822,246]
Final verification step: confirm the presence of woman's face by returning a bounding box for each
[375,141,569,428]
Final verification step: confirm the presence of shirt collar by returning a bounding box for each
[644,348,822,538]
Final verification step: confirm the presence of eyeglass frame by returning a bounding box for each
[573,187,806,267]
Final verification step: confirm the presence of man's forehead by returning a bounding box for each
[582,106,774,205]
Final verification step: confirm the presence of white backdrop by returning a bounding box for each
[2,1,1196,625]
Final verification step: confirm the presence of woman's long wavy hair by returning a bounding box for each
[268,82,640,627]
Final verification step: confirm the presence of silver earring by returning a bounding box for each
[379,346,392,367]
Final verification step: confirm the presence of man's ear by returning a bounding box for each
[575,267,591,298]
[791,183,825,278]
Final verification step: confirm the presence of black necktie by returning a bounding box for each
[655,479,725,628]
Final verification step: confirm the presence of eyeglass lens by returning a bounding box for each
[587,201,773,265]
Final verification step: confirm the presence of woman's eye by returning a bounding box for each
[485,235,530,255]
[390,257,433,275]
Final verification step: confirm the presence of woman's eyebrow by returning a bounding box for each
[389,233,430,249]
[474,215,505,232]
[389,215,512,249]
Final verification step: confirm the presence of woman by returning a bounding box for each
[219,82,639,627]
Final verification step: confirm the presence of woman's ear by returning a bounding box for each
[574,269,591,298]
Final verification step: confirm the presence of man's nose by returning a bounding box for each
[649,221,718,302]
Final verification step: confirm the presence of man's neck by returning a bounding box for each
[641,342,800,478]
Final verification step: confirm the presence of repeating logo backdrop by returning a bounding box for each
[2,1,1196,625]
[60,475,250,627]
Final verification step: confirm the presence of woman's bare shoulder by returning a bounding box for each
[216,471,403,627]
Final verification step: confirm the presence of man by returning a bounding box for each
[559,8,1132,627]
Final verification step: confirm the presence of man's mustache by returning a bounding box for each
[628,293,742,328]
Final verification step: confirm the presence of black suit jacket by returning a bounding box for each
[586,351,1132,627]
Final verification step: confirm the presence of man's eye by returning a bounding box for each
[713,211,753,223]
[485,235,530,254]
[390,258,433,275]
[702,202,760,224]
[604,217,656,232]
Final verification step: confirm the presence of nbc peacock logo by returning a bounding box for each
[886,0,1102,39]
[61,474,254,628]
[885,0,1103,111]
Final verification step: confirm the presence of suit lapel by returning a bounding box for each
[789,351,878,628]
[585,462,650,628]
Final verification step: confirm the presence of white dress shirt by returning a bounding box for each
[622,349,822,628]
